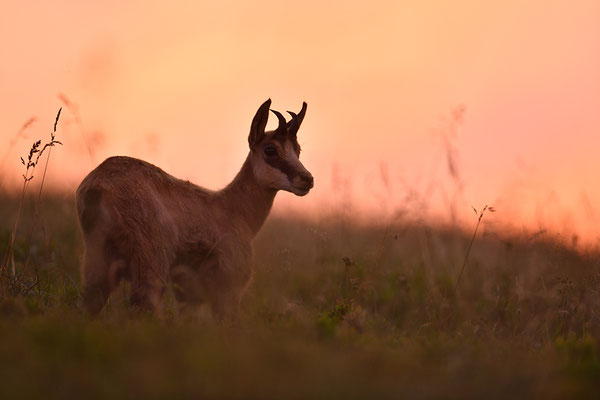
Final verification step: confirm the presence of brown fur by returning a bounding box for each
[76,100,312,316]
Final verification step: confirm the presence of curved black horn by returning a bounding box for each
[297,102,307,125]
[270,109,288,136]
[286,102,307,135]
[287,111,299,137]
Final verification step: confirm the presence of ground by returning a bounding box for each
[0,193,599,399]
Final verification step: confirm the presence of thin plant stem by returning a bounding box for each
[2,167,34,276]
[36,147,52,207]
[455,205,495,291]
[30,107,62,241]
[31,141,53,245]
[1,108,62,293]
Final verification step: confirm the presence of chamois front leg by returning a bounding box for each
[205,244,253,320]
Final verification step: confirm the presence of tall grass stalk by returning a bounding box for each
[455,205,495,291]
[1,108,62,286]
[2,140,41,277]
[33,108,62,221]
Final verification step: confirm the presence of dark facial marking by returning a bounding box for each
[265,156,299,181]
[262,141,300,181]
[263,146,277,157]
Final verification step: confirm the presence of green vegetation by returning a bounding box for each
[0,192,599,399]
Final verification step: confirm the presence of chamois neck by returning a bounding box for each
[221,153,277,236]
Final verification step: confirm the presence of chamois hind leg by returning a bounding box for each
[82,239,125,315]
[129,253,168,312]
[171,264,205,305]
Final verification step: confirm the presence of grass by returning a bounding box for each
[1,108,61,290]
[0,191,599,399]
[0,104,597,398]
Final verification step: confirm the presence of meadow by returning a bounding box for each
[0,189,599,399]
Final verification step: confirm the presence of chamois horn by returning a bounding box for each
[286,102,307,137]
[270,109,288,136]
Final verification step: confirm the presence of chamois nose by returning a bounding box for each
[301,173,314,188]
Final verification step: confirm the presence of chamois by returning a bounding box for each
[76,99,313,316]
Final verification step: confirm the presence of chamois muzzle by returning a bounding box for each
[300,173,314,189]
[291,171,314,196]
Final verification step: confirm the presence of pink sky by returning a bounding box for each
[1,0,599,244]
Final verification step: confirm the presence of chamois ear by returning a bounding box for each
[249,99,271,148]
[286,102,307,137]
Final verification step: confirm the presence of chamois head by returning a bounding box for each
[248,99,314,196]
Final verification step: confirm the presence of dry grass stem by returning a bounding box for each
[1,108,62,286]
[455,204,496,291]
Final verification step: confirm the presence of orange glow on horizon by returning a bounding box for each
[1,0,599,244]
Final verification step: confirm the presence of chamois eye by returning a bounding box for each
[263,146,277,157]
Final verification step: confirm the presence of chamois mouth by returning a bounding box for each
[291,183,313,196]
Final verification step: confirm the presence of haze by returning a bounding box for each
[1,0,599,244]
